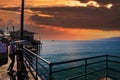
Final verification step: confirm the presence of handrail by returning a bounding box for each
[51,55,106,65]
[23,46,51,64]
[23,46,52,80]
[52,60,106,73]
[108,55,120,58]
[66,68,106,80]
[22,47,120,80]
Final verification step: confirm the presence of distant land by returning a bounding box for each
[99,37,120,41]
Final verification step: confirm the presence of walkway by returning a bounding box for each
[0,56,34,80]
[0,56,16,80]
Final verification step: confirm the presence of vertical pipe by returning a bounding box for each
[12,26,14,39]
[6,27,8,33]
[85,59,87,80]
[35,56,38,80]
[20,0,24,40]
[13,26,15,32]
[17,48,24,80]
[106,55,108,80]
[49,64,52,80]
[17,0,25,80]
[35,41,40,80]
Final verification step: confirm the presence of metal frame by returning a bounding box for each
[22,47,120,80]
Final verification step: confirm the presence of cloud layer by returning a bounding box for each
[0,0,120,31]
[30,6,120,31]
[80,0,120,4]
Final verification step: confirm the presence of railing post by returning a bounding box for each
[35,56,38,80]
[35,41,41,80]
[105,55,108,80]
[49,64,52,80]
[17,45,26,80]
[85,59,87,80]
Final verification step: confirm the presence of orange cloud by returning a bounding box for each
[0,0,113,9]
[0,0,119,40]
[105,4,113,9]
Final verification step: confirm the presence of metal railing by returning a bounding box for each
[23,46,50,80]
[22,47,120,80]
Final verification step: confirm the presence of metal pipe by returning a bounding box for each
[20,0,24,40]
[85,59,87,80]
[17,0,25,80]
[106,55,108,80]
[13,26,15,32]
[35,54,38,80]
[49,64,52,80]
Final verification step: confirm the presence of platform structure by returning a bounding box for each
[0,47,120,80]
[0,56,35,80]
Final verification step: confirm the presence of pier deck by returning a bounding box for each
[0,60,11,80]
[0,57,35,80]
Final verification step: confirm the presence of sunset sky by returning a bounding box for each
[0,0,120,40]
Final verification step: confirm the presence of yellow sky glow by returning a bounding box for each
[42,26,120,40]
[38,13,54,18]
[26,0,113,9]
[0,0,113,9]
[105,4,113,9]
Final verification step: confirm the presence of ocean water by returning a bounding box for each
[40,40,120,62]
[38,40,120,80]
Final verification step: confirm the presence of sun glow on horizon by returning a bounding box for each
[38,26,120,40]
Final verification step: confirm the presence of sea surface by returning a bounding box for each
[38,40,120,80]
[40,40,120,62]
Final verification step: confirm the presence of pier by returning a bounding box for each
[0,46,120,80]
[0,59,34,80]
[0,54,38,80]
[0,1,120,78]
[0,44,120,80]
[0,0,120,79]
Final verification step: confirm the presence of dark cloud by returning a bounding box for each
[79,0,120,4]
[94,0,120,4]
[79,0,89,3]
[0,7,20,12]
[0,18,3,22]
[30,6,120,31]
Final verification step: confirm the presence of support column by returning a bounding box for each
[17,0,25,79]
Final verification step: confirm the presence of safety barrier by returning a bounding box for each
[22,47,120,80]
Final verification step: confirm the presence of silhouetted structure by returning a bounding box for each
[10,30,36,42]
[0,40,8,66]
[0,29,4,34]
